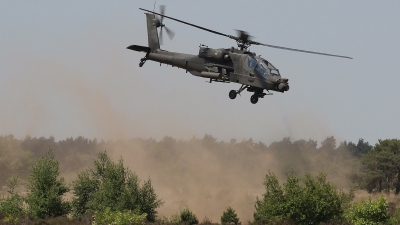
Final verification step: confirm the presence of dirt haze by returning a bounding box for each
[97,136,360,222]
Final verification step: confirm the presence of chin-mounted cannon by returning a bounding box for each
[276,78,290,92]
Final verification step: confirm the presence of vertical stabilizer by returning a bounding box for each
[146,13,160,52]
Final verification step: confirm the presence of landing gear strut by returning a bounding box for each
[139,56,147,67]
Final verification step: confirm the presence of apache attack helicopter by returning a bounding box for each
[127,6,352,104]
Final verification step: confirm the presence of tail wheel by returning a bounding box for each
[250,95,258,104]
[229,90,237,99]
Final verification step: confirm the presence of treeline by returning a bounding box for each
[0,135,101,183]
[0,134,373,190]
[2,135,399,192]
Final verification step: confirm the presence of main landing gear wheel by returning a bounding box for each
[250,95,258,104]
[229,90,237,99]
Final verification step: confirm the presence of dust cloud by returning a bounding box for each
[107,139,273,222]
[99,136,359,222]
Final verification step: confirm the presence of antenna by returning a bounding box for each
[153,0,156,12]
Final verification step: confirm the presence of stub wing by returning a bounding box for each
[127,45,151,53]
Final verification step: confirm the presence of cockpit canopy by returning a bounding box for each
[247,55,280,78]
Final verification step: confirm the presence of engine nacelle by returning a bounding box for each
[198,45,230,62]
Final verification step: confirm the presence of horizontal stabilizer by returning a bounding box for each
[127,45,151,53]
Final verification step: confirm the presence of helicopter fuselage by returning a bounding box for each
[147,47,288,92]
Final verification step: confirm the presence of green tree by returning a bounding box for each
[319,136,337,151]
[346,138,372,158]
[221,207,240,225]
[344,195,389,225]
[361,139,400,194]
[25,149,70,218]
[71,151,163,222]
[254,171,353,225]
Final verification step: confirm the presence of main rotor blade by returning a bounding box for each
[139,8,231,39]
[139,7,352,59]
[260,43,353,59]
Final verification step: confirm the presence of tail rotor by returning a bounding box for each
[157,5,175,45]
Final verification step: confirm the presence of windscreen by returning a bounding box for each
[249,56,281,77]
[262,59,280,76]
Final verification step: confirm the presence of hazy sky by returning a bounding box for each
[1,1,399,145]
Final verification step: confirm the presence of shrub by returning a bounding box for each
[3,214,19,224]
[156,216,171,224]
[25,149,70,218]
[71,151,163,222]
[92,207,147,225]
[254,171,353,225]
[202,216,212,224]
[0,194,24,218]
[344,195,389,225]
[180,208,199,225]
[221,207,240,225]
[389,210,400,225]
[0,176,25,217]
[170,212,182,225]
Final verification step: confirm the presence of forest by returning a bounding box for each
[0,134,399,224]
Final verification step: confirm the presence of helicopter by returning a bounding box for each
[127,6,352,104]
